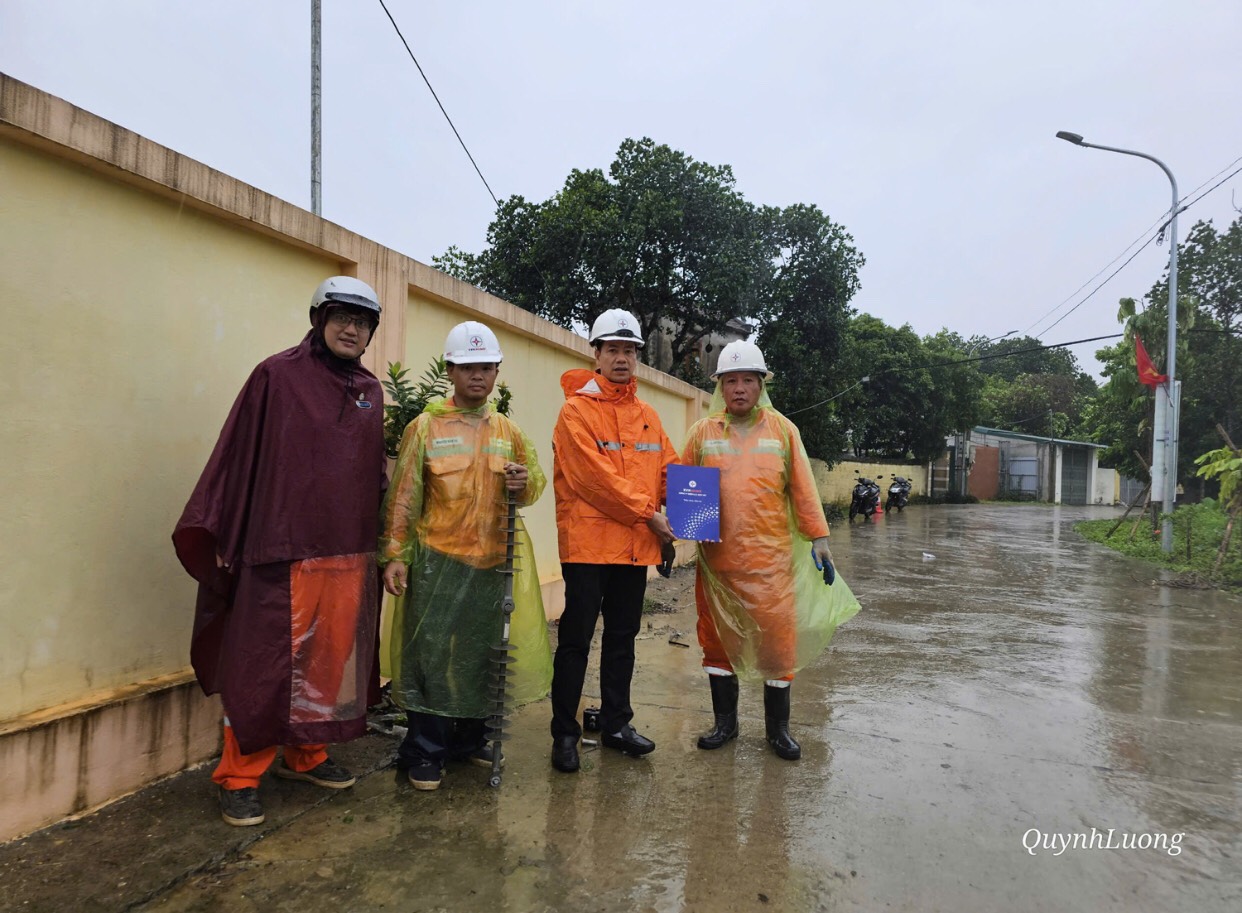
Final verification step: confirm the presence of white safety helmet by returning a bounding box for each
[712,340,771,379]
[444,321,504,365]
[310,276,382,320]
[589,308,645,348]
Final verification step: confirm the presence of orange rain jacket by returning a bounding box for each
[553,368,676,566]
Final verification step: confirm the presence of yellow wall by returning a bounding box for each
[810,459,926,506]
[0,137,344,721]
[0,74,707,723]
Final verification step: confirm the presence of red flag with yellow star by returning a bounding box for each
[1135,336,1167,389]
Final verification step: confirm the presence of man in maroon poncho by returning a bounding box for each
[173,276,386,827]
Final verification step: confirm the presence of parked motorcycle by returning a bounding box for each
[849,471,883,522]
[886,476,912,512]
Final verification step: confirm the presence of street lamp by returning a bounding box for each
[1056,130,1179,552]
[957,330,1018,496]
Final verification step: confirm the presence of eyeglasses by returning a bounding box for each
[327,312,374,332]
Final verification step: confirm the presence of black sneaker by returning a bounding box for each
[273,758,356,789]
[219,786,265,827]
[468,744,505,769]
[408,761,443,791]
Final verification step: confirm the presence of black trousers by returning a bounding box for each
[550,563,648,738]
[396,711,487,767]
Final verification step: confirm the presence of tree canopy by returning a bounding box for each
[434,138,772,376]
[966,334,1097,438]
[1082,215,1242,489]
[823,318,982,464]
[428,138,1241,480]
[435,138,866,461]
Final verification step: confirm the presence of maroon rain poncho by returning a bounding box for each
[173,327,386,754]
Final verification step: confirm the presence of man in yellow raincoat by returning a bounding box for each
[681,340,860,760]
[380,322,552,790]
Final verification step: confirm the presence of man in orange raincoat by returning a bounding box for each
[681,340,859,760]
[549,308,676,773]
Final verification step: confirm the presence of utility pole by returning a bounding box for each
[311,0,322,216]
[1056,132,1179,551]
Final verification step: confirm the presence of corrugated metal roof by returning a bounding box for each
[971,426,1108,448]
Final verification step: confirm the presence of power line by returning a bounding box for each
[782,333,1124,416]
[1025,153,1242,338]
[919,333,1123,372]
[376,0,500,207]
[1023,217,1167,336]
[1035,234,1161,336]
[1180,162,1242,213]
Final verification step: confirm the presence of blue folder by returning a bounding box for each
[667,464,721,542]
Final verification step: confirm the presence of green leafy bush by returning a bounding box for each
[1076,499,1241,586]
[382,360,515,458]
[382,359,448,458]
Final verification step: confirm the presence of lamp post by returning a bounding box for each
[957,329,1018,496]
[1056,131,1179,552]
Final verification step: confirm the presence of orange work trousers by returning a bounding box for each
[212,725,327,791]
[289,554,370,724]
[695,573,794,682]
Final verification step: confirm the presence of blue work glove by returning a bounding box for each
[811,542,835,586]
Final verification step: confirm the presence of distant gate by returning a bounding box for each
[1062,447,1090,505]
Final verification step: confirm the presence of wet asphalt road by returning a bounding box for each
[23,504,1242,912]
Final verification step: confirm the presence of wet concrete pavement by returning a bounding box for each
[5,504,1241,912]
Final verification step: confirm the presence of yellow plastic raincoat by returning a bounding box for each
[379,398,553,715]
[680,385,860,681]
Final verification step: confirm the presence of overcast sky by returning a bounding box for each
[3,1,1240,376]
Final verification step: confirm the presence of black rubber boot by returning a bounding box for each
[697,675,739,750]
[763,684,801,760]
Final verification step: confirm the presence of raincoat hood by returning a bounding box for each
[560,368,638,404]
[707,377,774,425]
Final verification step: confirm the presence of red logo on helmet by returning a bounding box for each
[731,351,741,361]
[470,336,483,348]
[618,317,629,328]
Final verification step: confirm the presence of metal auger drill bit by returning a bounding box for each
[486,490,519,788]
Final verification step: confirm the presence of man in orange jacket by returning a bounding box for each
[549,308,676,772]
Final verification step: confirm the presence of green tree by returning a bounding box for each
[832,317,978,463]
[434,138,770,377]
[971,334,1079,382]
[757,203,863,461]
[1195,427,1242,575]
[972,334,1097,435]
[922,330,985,452]
[1080,215,1242,488]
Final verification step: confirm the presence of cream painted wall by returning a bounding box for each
[0,74,706,725]
[0,73,714,833]
[0,138,342,720]
[810,458,926,506]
